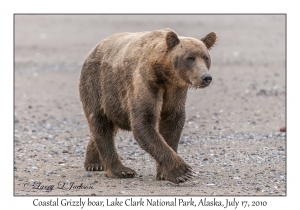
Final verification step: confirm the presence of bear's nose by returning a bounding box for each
[201,74,212,85]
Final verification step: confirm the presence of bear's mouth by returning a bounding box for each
[190,84,210,89]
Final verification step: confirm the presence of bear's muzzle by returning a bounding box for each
[201,74,212,86]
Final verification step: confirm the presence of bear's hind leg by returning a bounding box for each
[84,139,104,171]
[89,111,137,178]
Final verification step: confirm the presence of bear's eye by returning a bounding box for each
[187,57,195,62]
[203,56,209,62]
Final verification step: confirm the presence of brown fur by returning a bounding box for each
[79,28,217,183]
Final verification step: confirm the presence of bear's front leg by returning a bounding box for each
[156,110,186,180]
[130,90,193,184]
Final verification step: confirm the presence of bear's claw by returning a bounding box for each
[106,165,137,178]
[85,163,104,171]
[164,163,194,184]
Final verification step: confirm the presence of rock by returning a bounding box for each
[90,180,98,185]
[31,166,38,170]
[30,180,37,186]
[14,116,19,123]
[280,127,286,132]
[237,180,243,184]
[179,139,187,144]
[45,171,53,176]
[83,172,92,177]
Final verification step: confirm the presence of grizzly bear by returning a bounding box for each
[79,28,217,184]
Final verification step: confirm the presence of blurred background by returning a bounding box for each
[15,15,285,71]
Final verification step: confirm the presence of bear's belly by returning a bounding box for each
[99,62,134,131]
[103,98,131,131]
[104,104,132,131]
[114,118,132,131]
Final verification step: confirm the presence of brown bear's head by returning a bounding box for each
[166,30,217,89]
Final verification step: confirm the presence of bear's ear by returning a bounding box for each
[201,32,217,50]
[166,31,180,49]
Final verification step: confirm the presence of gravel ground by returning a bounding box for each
[14,15,286,196]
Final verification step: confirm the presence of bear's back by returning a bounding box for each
[96,29,173,67]
[80,29,179,130]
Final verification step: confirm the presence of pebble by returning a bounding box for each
[237,180,243,184]
[280,127,286,132]
[179,139,187,144]
[249,133,255,139]
[75,149,83,154]
[279,176,285,181]
[31,166,38,170]
[90,180,98,185]
[14,116,19,123]
[30,180,37,186]
[83,172,92,177]
[45,171,53,176]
